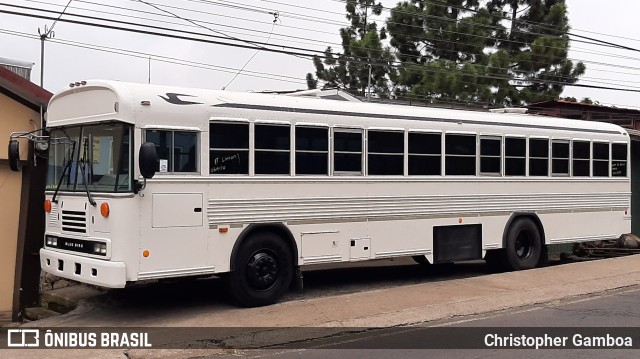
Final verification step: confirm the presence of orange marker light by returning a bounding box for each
[143,250,150,257]
[100,203,110,218]
[219,227,229,233]
[44,199,52,213]
[458,218,463,223]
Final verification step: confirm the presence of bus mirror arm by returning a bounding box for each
[134,178,147,195]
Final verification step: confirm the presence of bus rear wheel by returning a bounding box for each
[504,218,542,271]
[228,232,293,307]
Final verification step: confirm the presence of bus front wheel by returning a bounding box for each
[504,218,542,271]
[228,232,293,307]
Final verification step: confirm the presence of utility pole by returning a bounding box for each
[367,64,372,101]
[37,25,54,129]
[508,2,518,55]
[37,25,54,89]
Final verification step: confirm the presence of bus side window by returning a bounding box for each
[612,143,628,177]
[145,130,198,173]
[593,142,609,177]
[480,136,501,175]
[296,126,328,175]
[408,132,441,176]
[368,130,403,175]
[255,124,291,175]
[529,138,549,176]
[572,141,590,177]
[505,137,525,176]
[551,140,570,176]
[333,129,363,175]
[210,122,249,174]
[445,134,476,176]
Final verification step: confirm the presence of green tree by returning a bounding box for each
[486,0,586,104]
[387,0,585,106]
[306,1,395,96]
[386,1,496,103]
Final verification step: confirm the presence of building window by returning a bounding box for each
[612,143,628,177]
[445,134,476,175]
[368,130,404,175]
[334,129,363,174]
[505,137,526,176]
[145,129,197,173]
[572,141,590,177]
[255,124,290,175]
[480,137,501,175]
[593,142,609,177]
[552,140,570,175]
[408,132,441,175]
[296,126,328,175]
[529,138,549,176]
[210,122,249,174]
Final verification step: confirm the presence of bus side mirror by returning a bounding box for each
[8,140,20,171]
[139,142,157,179]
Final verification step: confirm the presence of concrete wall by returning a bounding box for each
[0,92,40,315]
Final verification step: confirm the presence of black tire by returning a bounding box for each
[484,249,506,272]
[228,232,293,307]
[504,218,542,270]
[412,255,431,266]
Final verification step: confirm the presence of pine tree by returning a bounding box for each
[387,1,495,104]
[488,0,586,104]
[306,1,395,97]
[387,0,585,106]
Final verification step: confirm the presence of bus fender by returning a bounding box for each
[229,223,299,272]
[501,212,546,248]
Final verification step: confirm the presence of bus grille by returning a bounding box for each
[61,210,87,233]
[48,203,58,227]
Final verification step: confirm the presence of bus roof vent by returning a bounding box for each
[489,108,528,114]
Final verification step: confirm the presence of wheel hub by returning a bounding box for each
[246,252,279,290]
[515,232,532,260]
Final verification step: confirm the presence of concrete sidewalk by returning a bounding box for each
[4,254,640,358]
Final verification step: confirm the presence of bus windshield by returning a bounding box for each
[46,122,133,193]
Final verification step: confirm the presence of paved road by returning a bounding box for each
[226,288,640,359]
[87,255,581,312]
[5,255,640,359]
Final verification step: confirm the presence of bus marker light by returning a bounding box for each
[100,203,110,217]
[143,250,150,257]
[458,218,463,223]
[219,227,229,233]
[44,199,52,213]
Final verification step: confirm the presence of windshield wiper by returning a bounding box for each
[77,138,96,206]
[51,138,75,204]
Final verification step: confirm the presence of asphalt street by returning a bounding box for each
[226,288,640,359]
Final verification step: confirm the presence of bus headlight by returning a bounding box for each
[46,236,57,247]
[93,243,107,255]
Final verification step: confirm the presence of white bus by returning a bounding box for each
[12,80,630,307]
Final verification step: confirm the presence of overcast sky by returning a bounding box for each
[1,0,639,109]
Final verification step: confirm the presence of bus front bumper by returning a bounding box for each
[40,248,127,288]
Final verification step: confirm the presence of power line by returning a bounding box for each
[58,0,640,72]
[0,27,308,86]
[3,4,640,94]
[18,0,640,89]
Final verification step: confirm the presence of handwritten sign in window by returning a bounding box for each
[210,151,246,174]
[612,161,627,177]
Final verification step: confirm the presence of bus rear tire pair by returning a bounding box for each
[227,232,293,307]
